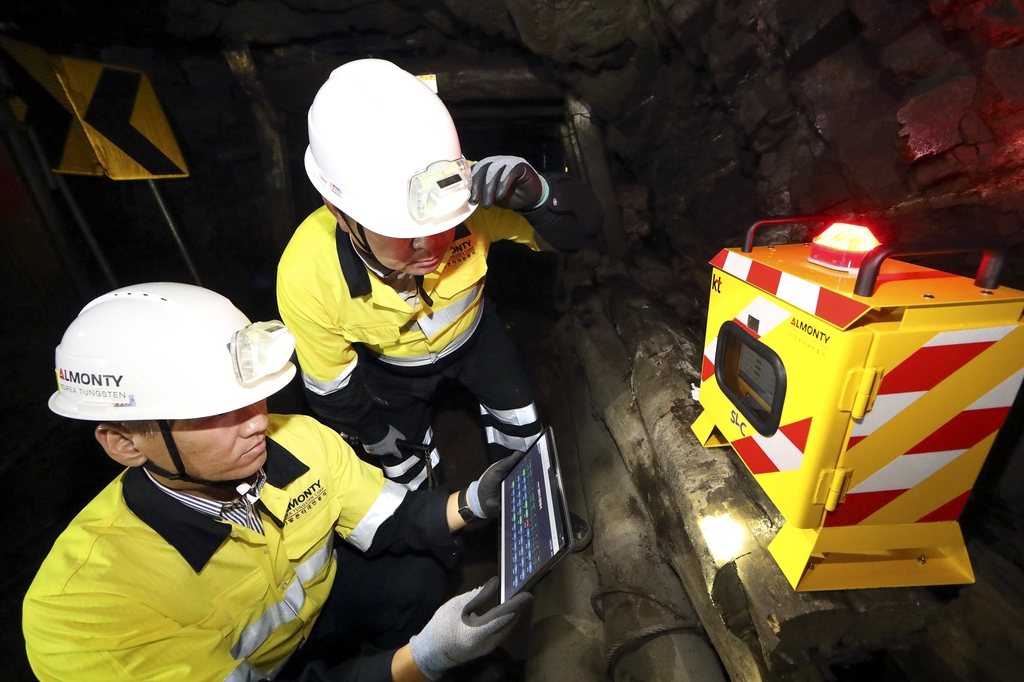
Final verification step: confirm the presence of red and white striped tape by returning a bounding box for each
[710,249,870,328]
[827,366,1024,527]
[847,325,1017,449]
[731,417,813,474]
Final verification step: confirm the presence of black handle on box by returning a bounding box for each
[853,242,1007,297]
[742,215,834,253]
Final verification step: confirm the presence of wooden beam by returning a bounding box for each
[260,55,563,112]
[565,95,628,262]
[567,279,945,677]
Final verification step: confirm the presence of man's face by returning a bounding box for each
[360,225,456,275]
[137,400,269,483]
[325,200,455,275]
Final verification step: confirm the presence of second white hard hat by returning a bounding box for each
[304,58,477,238]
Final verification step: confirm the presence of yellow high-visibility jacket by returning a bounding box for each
[276,205,540,438]
[23,414,452,682]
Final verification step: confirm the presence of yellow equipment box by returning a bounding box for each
[692,220,1024,591]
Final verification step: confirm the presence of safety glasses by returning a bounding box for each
[408,157,472,222]
[228,321,296,384]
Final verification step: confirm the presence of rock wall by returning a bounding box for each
[161,0,1024,304]
[449,0,1024,313]
[11,0,1023,313]
[493,0,1024,323]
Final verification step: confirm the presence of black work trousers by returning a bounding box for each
[360,301,542,489]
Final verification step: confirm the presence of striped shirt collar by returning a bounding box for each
[144,468,268,534]
[123,438,309,572]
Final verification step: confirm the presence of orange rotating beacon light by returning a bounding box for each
[692,216,1023,591]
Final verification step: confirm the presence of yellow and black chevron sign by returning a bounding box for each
[0,37,188,180]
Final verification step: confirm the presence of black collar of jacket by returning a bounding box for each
[335,225,373,298]
[334,222,473,299]
[122,438,310,573]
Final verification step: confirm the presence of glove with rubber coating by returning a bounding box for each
[409,576,533,680]
[361,424,405,458]
[470,156,548,211]
[464,449,526,519]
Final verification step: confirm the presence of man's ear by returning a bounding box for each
[95,424,149,467]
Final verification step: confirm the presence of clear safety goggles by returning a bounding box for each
[228,321,296,384]
[408,157,472,222]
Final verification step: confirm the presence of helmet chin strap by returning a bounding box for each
[346,217,435,307]
[145,420,245,490]
[350,219,373,257]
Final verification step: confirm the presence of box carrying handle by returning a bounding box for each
[742,215,833,253]
[853,242,1007,297]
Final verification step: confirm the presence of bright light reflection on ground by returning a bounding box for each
[698,514,748,564]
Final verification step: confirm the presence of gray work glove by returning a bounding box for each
[470,156,549,211]
[361,424,405,458]
[409,577,533,680]
[464,450,526,519]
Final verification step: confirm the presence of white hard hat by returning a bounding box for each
[49,283,296,421]
[304,58,477,238]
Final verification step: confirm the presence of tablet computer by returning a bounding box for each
[499,427,573,603]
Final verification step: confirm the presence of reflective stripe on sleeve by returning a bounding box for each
[484,426,541,452]
[345,480,407,551]
[229,536,335,661]
[302,361,358,396]
[479,403,539,427]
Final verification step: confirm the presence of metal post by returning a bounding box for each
[147,179,202,286]
[0,110,93,299]
[50,173,118,288]
[24,126,118,288]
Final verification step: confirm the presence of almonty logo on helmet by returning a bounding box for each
[58,368,124,387]
[56,367,133,405]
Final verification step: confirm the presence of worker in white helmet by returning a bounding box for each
[23,282,531,682]
[278,58,601,494]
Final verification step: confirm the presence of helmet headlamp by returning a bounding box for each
[229,321,296,385]
[408,158,472,223]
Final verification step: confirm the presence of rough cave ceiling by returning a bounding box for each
[4,0,1024,311]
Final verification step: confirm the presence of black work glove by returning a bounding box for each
[408,576,534,680]
[470,156,548,211]
[463,450,526,519]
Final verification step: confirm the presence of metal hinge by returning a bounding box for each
[839,367,880,419]
[825,468,851,512]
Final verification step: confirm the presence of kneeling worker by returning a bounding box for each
[23,282,530,682]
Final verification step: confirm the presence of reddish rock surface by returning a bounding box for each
[897,73,978,162]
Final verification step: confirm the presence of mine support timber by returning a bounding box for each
[567,281,947,678]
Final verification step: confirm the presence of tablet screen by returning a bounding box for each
[500,428,572,603]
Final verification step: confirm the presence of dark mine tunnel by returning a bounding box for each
[4,1,1024,681]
